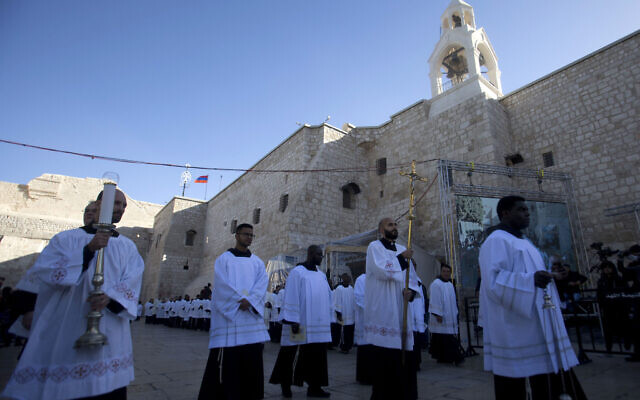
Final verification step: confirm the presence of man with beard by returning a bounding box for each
[428,264,463,365]
[3,190,144,400]
[198,223,269,400]
[365,217,421,399]
[269,245,332,398]
[478,196,587,400]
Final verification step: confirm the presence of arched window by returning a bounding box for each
[185,230,197,246]
[341,183,361,209]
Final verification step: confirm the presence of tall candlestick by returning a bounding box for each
[98,182,116,224]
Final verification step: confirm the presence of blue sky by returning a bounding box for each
[1,0,638,205]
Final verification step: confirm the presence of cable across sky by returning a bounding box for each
[0,138,438,174]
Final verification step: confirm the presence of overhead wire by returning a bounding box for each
[0,138,438,174]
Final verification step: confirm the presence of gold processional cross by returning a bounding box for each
[399,160,428,364]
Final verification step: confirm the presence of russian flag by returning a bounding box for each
[194,175,208,183]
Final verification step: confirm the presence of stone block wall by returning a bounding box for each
[500,31,640,250]
[0,175,161,288]
[142,197,207,300]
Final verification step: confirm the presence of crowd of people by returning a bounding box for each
[2,190,638,399]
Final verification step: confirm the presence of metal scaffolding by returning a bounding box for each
[604,202,640,238]
[437,159,589,287]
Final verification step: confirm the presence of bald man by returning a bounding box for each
[3,189,144,400]
[365,217,421,400]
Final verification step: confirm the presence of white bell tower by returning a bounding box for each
[428,1,502,116]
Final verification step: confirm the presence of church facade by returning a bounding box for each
[1,1,638,301]
[148,1,638,300]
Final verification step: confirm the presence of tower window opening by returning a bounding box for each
[253,208,261,224]
[185,230,197,246]
[279,194,289,212]
[376,158,387,175]
[543,152,555,167]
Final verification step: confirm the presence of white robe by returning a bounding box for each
[333,285,355,325]
[354,274,368,345]
[364,240,420,350]
[3,228,144,400]
[144,301,154,316]
[136,304,143,317]
[478,229,578,378]
[208,251,269,348]
[411,288,426,334]
[279,265,332,346]
[428,279,458,334]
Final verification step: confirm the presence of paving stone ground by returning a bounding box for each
[2,321,639,399]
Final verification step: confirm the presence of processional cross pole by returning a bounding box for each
[399,160,427,364]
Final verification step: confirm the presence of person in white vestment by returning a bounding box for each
[333,274,355,353]
[144,299,155,324]
[365,217,421,400]
[269,245,332,398]
[3,189,144,400]
[136,302,143,321]
[198,223,269,400]
[329,285,341,349]
[266,285,284,342]
[428,264,463,365]
[479,196,587,400]
[411,279,427,370]
[354,273,374,385]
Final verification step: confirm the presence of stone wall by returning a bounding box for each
[500,31,640,250]
[0,174,162,288]
[141,197,207,300]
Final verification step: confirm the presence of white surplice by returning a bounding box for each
[208,251,269,348]
[478,229,578,378]
[333,285,355,325]
[279,265,332,346]
[3,228,144,400]
[353,274,367,345]
[144,301,154,316]
[411,287,427,334]
[364,239,420,350]
[428,278,458,334]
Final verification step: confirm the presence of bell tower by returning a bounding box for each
[428,1,502,116]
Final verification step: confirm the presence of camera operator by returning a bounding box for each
[552,259,587,312]
[617,244,640,362]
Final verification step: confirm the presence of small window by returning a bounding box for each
[376,158,387,175]
[543,151,554,167]
[279,194,289,212]
[341,183,361,210]
[230,219,238,234]
[155,233,162,248]
[380,190,384,198]
[183,264,189,270]
[185,230,196,246]
[253,208,261,224]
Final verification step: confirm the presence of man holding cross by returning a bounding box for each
[364,217,421,399]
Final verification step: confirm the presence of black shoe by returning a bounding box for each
[307,387,330,397]
[281,385,292,398]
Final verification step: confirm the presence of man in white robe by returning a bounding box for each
[334,274,355,353]
[144,299,155,324]
[354,273,374,384]
[479,196,586,400]
[198,223,269,400]
[428,264,463,364]
[269,245,332,398]
[266,285,284,343]
[365,217,421,400]
[411,279,427,370]
[3,189,144,400]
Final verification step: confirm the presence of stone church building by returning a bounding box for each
[1,1,638,301]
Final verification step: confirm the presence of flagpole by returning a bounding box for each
[204,179,208,200]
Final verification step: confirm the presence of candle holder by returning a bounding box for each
[74,223,114,348]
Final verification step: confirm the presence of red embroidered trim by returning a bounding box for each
[50,268,68,283]
[11,355,134,384]
[364,325,410,338]
[113,282,136,301]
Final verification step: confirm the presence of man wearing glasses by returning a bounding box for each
[198,223,269,399]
